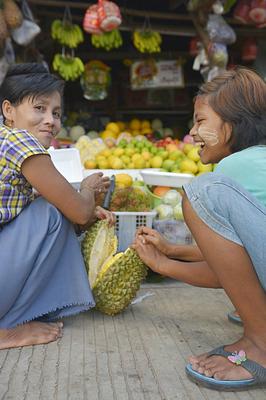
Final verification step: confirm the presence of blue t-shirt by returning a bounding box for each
[215,145,266,208]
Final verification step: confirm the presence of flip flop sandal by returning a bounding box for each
[185,346,266,391]
[227,311,243,326]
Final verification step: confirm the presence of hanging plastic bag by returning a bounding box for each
[97,0,122,32]
[209,42,228,68]
[207,14,236,45]
[11,0,41,46]
[83,4,102,34]
[153,219,193,245]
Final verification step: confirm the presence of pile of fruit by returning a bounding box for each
[63,117,173,144]
[75,136,106,165]
[51,19,84,48]
[133,30,162,53]
[70,117,213,176]
[154,189,183,220]
[100,119,153,141]
[91,29,122,50]
[79,134,214,175]
[110,186,151,212]
[94,172,151,212]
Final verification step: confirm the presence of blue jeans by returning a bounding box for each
[183,173,266,291]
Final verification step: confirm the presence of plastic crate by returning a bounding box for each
[114,211,157,251]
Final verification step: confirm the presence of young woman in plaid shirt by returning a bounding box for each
[0,63,114,349]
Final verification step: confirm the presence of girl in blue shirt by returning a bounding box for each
[134,67,266,390]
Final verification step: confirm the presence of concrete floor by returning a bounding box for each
[1,281,266,400]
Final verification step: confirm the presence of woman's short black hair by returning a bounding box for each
[0,63,64,113]
[196,67,266,153]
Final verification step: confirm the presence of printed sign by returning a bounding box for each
[131,59,184,90]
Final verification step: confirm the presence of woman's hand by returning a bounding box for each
[131,235,166,274]
[95,206,116,226]
[135,226,173,257]
[76,206,115,233]
[80,172,110,198]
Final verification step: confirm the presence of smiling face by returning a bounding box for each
[189,96,232,164]
[2,91,62,149]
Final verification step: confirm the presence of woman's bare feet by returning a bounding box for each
[188,335,266,381]
[0,321,63,350]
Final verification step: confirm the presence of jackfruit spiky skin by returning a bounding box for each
[81,220,147,316]
[93,248,147,316]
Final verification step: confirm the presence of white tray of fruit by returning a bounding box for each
[140,170,194,188]
[83,168,160,180]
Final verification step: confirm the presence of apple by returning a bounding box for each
[150,156,163,168]
[162,159,175,171]
[169,149,184,161]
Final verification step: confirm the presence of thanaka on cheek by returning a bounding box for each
[198,126,219,146]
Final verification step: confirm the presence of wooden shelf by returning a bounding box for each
[116,109,191,115]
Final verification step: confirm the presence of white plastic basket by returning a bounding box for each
[114,211,157,251]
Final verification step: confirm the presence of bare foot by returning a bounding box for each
[188,336,266,381]
[0,321,63,350]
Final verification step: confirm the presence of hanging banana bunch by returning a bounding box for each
[52,53,84,81]
[133,30,162,53]
[51,19,84,49]
[91,29,122,51]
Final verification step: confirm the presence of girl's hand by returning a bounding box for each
[95,206,116,226]
[135,226,173,257]
[131,235,166,274]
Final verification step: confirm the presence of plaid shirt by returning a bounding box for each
[0,125,48,224]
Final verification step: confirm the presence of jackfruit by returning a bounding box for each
[81,220,147,315]
[81,220,118,288]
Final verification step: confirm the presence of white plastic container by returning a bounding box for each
[140,170,194,188]
[114,211,156,251]
[48,147,83,189]
[83,168,159,180]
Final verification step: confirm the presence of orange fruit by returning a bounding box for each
[153,186,171,197]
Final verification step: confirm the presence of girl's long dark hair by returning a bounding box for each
[197,67,266,152]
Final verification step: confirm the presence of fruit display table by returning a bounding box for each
[83,168,149,180]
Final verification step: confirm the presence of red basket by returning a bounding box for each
[97,0,122,32]
[83,4,102,34]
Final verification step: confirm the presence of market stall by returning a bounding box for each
[1,0,266,268]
